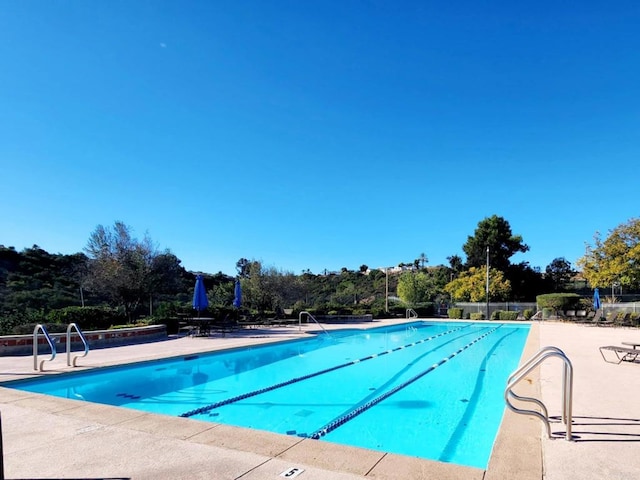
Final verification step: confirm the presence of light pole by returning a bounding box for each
[486,246,490,320]
[385,267,389,314]
[612,281,620,301]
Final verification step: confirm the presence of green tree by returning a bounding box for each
[236,258,251,278]
[84,222,182,320]
[506,262,549,301]
[463,215,529,271]
[545,257,574,292]
[1,245,88,313]
[447,255,464,276]
[444,266,511,302]
[577,218,640,290]
[397,271,433,304]
[241,260,300,312]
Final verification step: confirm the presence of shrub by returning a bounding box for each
[470,312,485,320]
[489,310,520,321]
[577,298,594,312]
[389,304,407,317]
[12,322,68,335]
[448,308,464,319]
[0,309,47,335]
[500,310,519,321]
[153,301,180,320]
[523,309,535,320]
[111,317,154,329]
[291,301,309,318]
[46,306,123,331]
[412,303,435,317]
[536,293,580,312]
[351,306,371,316]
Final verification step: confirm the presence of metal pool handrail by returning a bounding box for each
[66,323,89,367]
[298,311,332,337]
[406,308,418,319]
[505,346,573,440]
[33,324,56,371]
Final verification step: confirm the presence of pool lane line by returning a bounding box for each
[309,324,503,440]
[178,324,472,418]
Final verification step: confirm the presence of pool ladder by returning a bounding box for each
[298,311,332,338]
[33,324,56,371]
[406,308,418,319]
[66,323,90,367]
[504,346,573,441]
[33,323,90,371]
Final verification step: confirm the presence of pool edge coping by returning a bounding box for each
[0,319,541,479]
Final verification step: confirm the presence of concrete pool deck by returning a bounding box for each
[0,319,638,479]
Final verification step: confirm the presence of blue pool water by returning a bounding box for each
[5,321,529,469]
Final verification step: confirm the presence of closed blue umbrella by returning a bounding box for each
[192,275,209,317]
[233,279,242,308]
[593,288,601,310]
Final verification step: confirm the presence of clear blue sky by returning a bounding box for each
[2,1,639,276]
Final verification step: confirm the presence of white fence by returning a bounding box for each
[453,302,537,319]
[449,301,640,320]
[600,302,640,313]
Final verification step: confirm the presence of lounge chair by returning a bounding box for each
[615,312,633,327]
[584,309,615,327]
[577,308,604,326]
[599,345,640,364]
[598,318,615,327]
[530,311,543,321]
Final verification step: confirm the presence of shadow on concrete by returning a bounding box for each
[550,415,640,442]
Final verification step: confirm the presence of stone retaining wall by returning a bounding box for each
[0,324,167,356]
[314,314,373,323]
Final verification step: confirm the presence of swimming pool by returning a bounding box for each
[5,321,529,469]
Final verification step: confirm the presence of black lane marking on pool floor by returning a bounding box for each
[178,324,473,418]
[308,325,504,440]
[116,393,141,400]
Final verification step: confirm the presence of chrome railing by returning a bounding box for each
[66,323,89,367]
[33,324,56,371]
[298,311,332,337]
[505,346,573,440]
[406,308,418,319]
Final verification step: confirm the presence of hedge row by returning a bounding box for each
[536,293,581,311]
